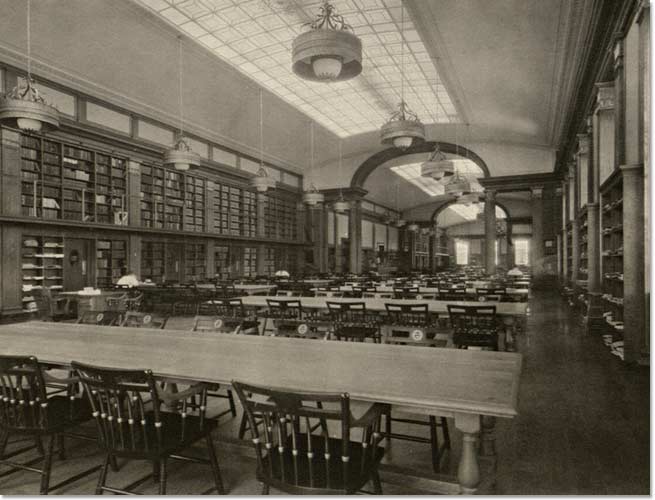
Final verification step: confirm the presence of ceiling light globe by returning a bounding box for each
[393,135,413,149]
[311,56,342,80]
[17,117,42,132]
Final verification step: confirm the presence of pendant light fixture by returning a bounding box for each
[164,37,200,172]
[303,122,325,206]
[380,0,425,149]
[250,88,276,192]
[407,222,419,232]
[333,139,350,213]
[292,1,362,82]
[444,168,471,198]
[0,0,60,133]
[457,192,481,206]
[421,63,454,183]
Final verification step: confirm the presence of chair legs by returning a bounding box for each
[95,453,111,495]
[158,458,167,495]
[39,435,55,495]
[261,483,270,495]
[371,470,383,494]
[205,434,225,494]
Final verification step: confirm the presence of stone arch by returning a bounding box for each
[349,141,490,189]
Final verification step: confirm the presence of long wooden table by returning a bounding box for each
[0,321,522,494]
[240,295,528,318]
[314,285,529,299]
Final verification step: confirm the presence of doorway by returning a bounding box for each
[64,238,92,291]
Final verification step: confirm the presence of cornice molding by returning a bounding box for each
[478,173,560,192]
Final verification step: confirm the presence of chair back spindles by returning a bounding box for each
[232,380,382,494]
[0,356,50,432]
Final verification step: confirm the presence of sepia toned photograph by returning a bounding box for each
[0,0,649,495]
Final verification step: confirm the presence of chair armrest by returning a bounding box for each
[349,402,387,428]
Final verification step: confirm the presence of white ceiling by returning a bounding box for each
[133,0,458,137]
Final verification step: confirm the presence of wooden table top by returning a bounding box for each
[319,286,529,296]
[240,296,528,317]
[0,321,522,418]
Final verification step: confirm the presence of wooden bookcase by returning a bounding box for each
[184,176,205,232]
[213,183,256,237]
[96,239,127,289]
[264,195,297,240]
[243,247,257,277]
[141,241,165,283]
[566,222,573,281]
[578,207,588,281]
[22,235,64,313]
[185,242,206,282]
[263,248,275,276]
[20,134,127,224]
[600,171,624,327]
[214,244,231,280]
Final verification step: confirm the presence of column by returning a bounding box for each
[321,206,329,273]
[569,164,580,284]
[349,200,362,274]
[614,35,626,169]
[128,234,142,279]
[621,164,645,363]
[484,190,496,275]
[530,187,544,282]
[334,211,342,273]
[561,180,569,283]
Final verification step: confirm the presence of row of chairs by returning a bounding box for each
[0,355,386,495]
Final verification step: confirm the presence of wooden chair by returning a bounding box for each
[262,299,303,337]
[326,302,380,343]
[193,298,259,335]
[32,288,75,322]
[0,355,100,494]
[447,304,499,351]
[232,380,385,495]
[120,312,168,329]
[71,361,224,495]
[76,310,121,326]
[382,304,451,472]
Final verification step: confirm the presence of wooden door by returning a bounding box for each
[165,243,183,284]
[64,238,92,291]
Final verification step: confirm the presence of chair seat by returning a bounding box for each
[257,434,384,494]
[105,410,217,459]
[8,395,92,435]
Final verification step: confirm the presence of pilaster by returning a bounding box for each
[484,190,496,275]
[530,187,544,281]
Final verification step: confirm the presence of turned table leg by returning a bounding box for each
[454,413,481,494]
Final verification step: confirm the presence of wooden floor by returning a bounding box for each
[0,291,649,495]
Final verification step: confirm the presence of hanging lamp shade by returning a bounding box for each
[303,183,325,206]
[395,218,406,227]
[333,191,350,213]
[407,223,419,232]
[380,101,425,149]
[444,170,471,198]
[250,165,276,192]
[457,192,480,206]
[292,2,362,82]
[163,135,200,172]
[0,79,60,132]
[420,145,455,182]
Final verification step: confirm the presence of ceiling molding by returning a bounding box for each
[479,172,561,192]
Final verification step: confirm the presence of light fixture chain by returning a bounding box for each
[26,0,31,80]
[177,37,184,139]
[259,88,264,167]
[400,0,405,107]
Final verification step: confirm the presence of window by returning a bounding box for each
[514,239,530,266]
[455,239,469,265]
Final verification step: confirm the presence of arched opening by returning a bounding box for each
[350,141,490,190]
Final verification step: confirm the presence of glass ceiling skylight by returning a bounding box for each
[133,0,458,137]
[390,159,484,197]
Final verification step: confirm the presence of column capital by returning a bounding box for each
[595,81,615,111]
[567,162,577,178]
[576,134,590,156]
[128,160,141,174]
[637,0,650,23]
[555,186,563,196]
[620,163,644,176]
[484,189,495,202]
[531,187,544,199]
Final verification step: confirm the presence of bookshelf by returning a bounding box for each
[600,171,624,335]
[214,244,230,280]
[22,235,64,313]
[19,134,128,224]
[96,239,127,289]
[578,207,588,281]
[185,242,206,282]
[141,241,165,283]
[213,183,257,237]
[243,246,257,277]
[264,195,297,240]
[263,248,275,276]
[185,176,205,232]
